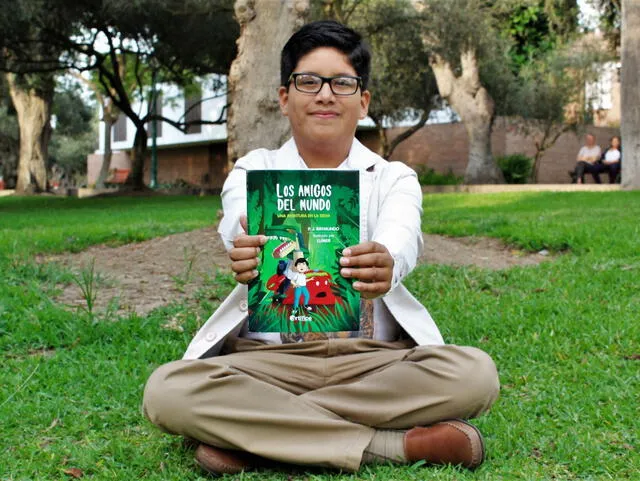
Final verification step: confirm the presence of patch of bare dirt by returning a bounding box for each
[43,228,550,316]
[41,226,231,316]
[420,234,550,269]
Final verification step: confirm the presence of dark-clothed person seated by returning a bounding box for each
[599,135,621,184]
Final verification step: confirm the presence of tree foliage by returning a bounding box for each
[1,0,238,76]
[593,0,621,50]
[417,0,586,183]
[359,1,438,159]
[0,1,71,192]
[419,0,579,109]
[317,0,438,159]
[0,74,98,188]
[419,0,500,67]
[49,79,97,183]
[417,0,507,182]
[51,82,94,138]
[506,42,606,181]
[0,78,19,188]
[1,0,239,189]
[499,1,578,71]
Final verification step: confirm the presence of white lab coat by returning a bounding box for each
[183,138,444,359]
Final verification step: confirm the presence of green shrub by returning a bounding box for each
[497,154,533,184]
[414,165,463,185]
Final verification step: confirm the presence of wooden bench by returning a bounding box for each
[568,164,621,184]
[106,168,131,185]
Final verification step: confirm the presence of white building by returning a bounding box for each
[88,76,230,188]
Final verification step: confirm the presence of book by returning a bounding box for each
[246,169,360,334]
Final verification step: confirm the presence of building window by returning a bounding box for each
[147,92,163,138]
[185,88,202,134]
[113,113,127,142]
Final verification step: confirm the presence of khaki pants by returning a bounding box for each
[143,338,499,471]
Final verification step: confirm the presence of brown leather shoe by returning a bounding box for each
[404,419,485,469]
[195,443,266,475]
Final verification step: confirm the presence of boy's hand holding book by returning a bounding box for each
[340,241,394,299]
[230,215,267,284]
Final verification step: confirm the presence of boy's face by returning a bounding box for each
[295,262,309,273]
[278,47,370,148]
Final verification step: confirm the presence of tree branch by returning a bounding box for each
[386,109,431,159]
[460,49,481,93]
[429,53,455,99]
[147,103,227,133]
[342,0,365,23]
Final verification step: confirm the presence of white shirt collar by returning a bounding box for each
[277,137,379,171]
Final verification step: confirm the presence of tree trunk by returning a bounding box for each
[95,116,115,188]
[530,123,553,184]
[130,126,148,189]
[6,72,54,194]
[464,117,501,183]
[530,123,573,183]
[375,122,389,158]
[621,0,640,189]
[227,0,310,162]
[429,51,503,184]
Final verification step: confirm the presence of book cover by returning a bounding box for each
[246,169,360,334]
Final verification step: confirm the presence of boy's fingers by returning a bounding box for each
[341,266,389,283]
[231,258,259,274]
[233,234,266,248]
[353,281,392,299]
[229,247,261,261]
[239,215,248,233]
[234,269,258,284]
[342,241,388,257]
[340,252,393,268]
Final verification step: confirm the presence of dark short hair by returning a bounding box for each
[280,20,371,90]
[294,258,309,267]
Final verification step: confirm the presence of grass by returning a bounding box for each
[70,258,99,314]
[1,192,639,480]
[0,195,221,257]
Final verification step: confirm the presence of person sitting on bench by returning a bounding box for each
[572,133,602,184]
[599,135,621,184]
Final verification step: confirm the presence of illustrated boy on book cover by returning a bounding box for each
[246,169,360,335]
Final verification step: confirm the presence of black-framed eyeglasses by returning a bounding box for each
[288,73,362,96]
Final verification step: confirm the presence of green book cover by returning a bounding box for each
[246,169,360,333]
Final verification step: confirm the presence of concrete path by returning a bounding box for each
[422,184,621,194]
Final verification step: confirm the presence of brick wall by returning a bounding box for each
[141,143,230,188]
[86,151,131,185]
[377,118,620,184]
[88,121,621,187]
[87,143,230,188]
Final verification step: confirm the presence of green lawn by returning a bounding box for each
[1,192,638,480]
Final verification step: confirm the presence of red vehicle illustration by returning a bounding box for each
[266,270,337,305]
